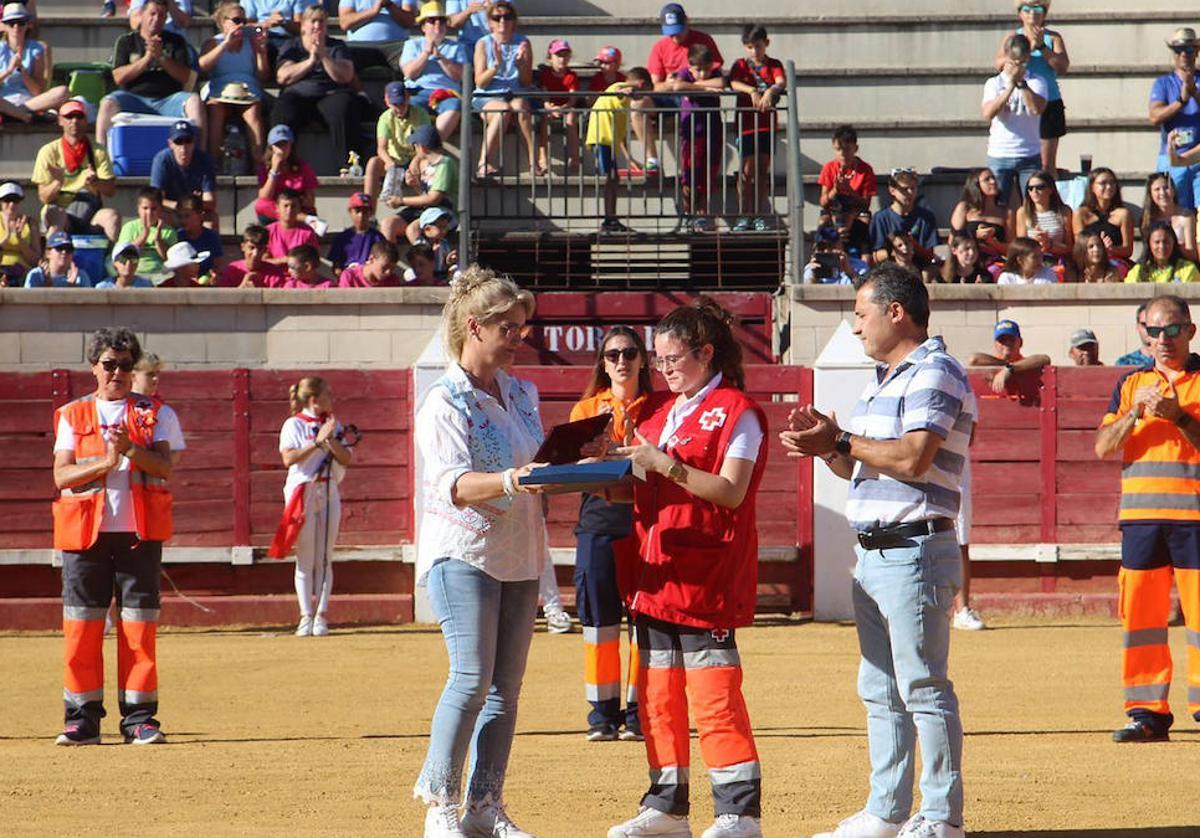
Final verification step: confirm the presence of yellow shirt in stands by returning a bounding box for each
[30,139,116,209]
[585,82,636,150]
[1125,260,1199,284]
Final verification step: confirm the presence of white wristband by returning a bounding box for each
[502,468,517,497]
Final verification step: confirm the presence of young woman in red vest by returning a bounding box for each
[608,298,769,838]
[276,376,353,637]
[52,327,174,746]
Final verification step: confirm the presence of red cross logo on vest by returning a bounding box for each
[711,628,730,643]
[698,407,727,432]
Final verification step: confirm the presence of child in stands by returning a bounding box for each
[401,242,443,285]
[1073,229,1122,283]
[338,239,402,287]
[585,66,652,234]
[266,188,321,265]
[95,243,154,287]
[406,205,457,279]
[997,236,1058,284]
[176,194,224,282]
[114,187,177,281]
[941,232,994,284]
[329,192,385,275]
[24,231,92,287]
[161,242,207,288]
[728,24,784,232]
[818,124,876,213]
[587,45,625,92]
[218,224,285,287]
[279,243,332,289]
[886,230,919,274]
[675,43,725,232]
[536,38,581,173]
[364,81,430,207]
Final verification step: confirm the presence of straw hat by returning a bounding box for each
[211,81,258,105]
[1166,27,1199,48]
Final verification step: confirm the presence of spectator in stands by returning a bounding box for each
[266,188,320,265]
[672,42,725,232]
[160,240,206,286]
[381,124,458,241]
[1073,230,1122,283]
[637,3,723,174]
[407,205,457,278]
[1016,169,1075,282]
[338,238,401,286]
[115,187,178,280]
[868,168,939,282]
[279,243,332,287]
[941,232,993,284]
[802,225,859,285]
[471,0,534,178]
[33,99,121,242]
[1115,302,1154,366]
[402,241,441,284]
[1073,167,1135,266]
[1149,28,1200,209]
[1067,328,1102,366]
[885,231,919,275]
[1140,169,1197,262]
[97,0,204,148]
[274,6,371,174]
[24,231,92,287]
[969,319,1051,395]
[588,45,625,93]
[0,182,39,285]
[339,0,415,76]
[150,120,218,226]
[95,242,154,287]
[128,0,192,36]
[950,168,1014,270]
[818,125,875,214]
[244,0,311,54]
[437,0,489,51]
[729,24,784,233]
[821,197,871,259]
[997,236,1057,284]
[199,2,270,166]
[1126,221,1199,284]
[255,124,318,222]
[329,192,385,274]
[0,3,69,123]
[585,67,652,234]
[994,0,1069,171]
[400,2,467,140]
[982,33,1046,207]
[175,194,223,281]
[364,81,429,204]
[536,39,581,174]
[217,223,285,286]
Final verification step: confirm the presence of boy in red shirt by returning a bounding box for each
[818,124,877,213]
[218,225,286,288]
[729,24,785,232]
[265,188,321,266]
[536,38,581,173]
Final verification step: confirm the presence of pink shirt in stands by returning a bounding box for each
[647,30,723,80]
[267,221,320,259]
[275,274,335,289]
[217,258,287,287]
[337,264,402,287]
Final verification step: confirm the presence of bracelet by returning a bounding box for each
[501,468,517,497]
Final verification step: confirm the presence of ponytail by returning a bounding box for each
[289,376,326,413]
[654,296,745,390]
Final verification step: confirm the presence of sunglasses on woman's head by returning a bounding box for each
[100,358,135,372]
[603,347,640,363]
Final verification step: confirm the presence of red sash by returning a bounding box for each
[266,411,328,559]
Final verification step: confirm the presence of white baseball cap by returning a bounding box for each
[0,181,24,201]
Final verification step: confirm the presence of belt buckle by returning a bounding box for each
[856,530,872,548]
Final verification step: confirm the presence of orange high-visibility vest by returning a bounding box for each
[52,394,174,551]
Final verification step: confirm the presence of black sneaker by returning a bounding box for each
[1112,719,1169,743]
[55,722,100,746]
[601,218,630,234]
[586,724,618,742]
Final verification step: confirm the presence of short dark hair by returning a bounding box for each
[687,43,712,68]
[86,327,142,365]
[178,194,204,215]
[277,187,302,204]
[742,24,768,44]
[627,66,651,87]
[287,244,319,265]
[370,239,399,262]
[854,263,930,328]
[137,186,163,205]
[242,224,268,247]
[407,242,435,264]
[832,124,858,146]
[1146,294,1192,322]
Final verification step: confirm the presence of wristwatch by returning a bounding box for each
[834,430,853,456]
[666,459,687,482]
[1016,80,1029,90]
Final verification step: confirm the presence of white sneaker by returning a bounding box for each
[813,810,902,838]
[295,615,313,637]
[701,813,762,838]
[312,615,329,636]
[896,814,965,838]
[426,804,467,838]
[952,607,986,631]
[608,807,692,838]
[544,609,573,634]
[461,803,535,837]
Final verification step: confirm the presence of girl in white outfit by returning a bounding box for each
[278,376,352,636]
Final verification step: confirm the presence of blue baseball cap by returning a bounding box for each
[47,231,72,249]
[409,124,441,149]
[385,81,409,105]
[168,119,195,142]
[267,124,295,146]
[660,3,686,35]
[993,320,1021,340]
[419,205,453,228]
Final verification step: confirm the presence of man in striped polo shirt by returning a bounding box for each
[782,263,974,838]
[1095,294,1200,744]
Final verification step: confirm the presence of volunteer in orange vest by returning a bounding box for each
[608,298,768,838]
[569,326,651,743]
[1095,293,1200,743]
[272,376,353,638]
[52,327,174,746]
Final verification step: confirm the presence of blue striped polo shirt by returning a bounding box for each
[845,336,976,532]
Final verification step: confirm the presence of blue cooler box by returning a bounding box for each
[71,234,109,284]
[107,118,177,177]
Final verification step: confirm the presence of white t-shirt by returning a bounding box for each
[655,372,764,462]
[997,267,1057,284]
[983,70,1048,159]
[279,409,345,501]
[54,397,172,533]
[156,403,187,454]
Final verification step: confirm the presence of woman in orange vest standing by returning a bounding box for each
[608,298,769,838]
[52,327,175,746]
[569,326,652,742]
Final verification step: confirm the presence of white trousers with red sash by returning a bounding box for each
[294,479,341,617]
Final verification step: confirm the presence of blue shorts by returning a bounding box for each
[649,94,681,110]
[737,130,773,159]
[105,90,193,118]
[591,144,616,176]
[409,87,463,114]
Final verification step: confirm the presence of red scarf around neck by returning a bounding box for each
[61,136,89,176]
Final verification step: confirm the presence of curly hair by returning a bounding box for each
[86,327,142,365]
[654,296,745,390]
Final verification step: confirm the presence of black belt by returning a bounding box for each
[857,517,954,551]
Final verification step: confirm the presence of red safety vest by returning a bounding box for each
[52,393,174,551]
[621,383,768,629]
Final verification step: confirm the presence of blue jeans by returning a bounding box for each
[852,529,963,826]
[105,89,193,118]
[414,558,539,806]
[987,153,1041,207]
[1156,153,1200,210]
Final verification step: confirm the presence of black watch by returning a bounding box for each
[1016,80,1029,90]
[834,430,853,456]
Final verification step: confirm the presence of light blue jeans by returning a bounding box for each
[1156,153,1200,210]
[851,529,964,826]
[414,558,540,807]
[987,153,1041,207]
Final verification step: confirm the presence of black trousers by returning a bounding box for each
[272,88,373,170]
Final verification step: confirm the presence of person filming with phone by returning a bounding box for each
[1151,27,1200,208]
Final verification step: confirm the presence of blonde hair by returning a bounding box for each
[289,376,327,413]
[134,351,163,373]
[213,1,245,24]
[442,264,536,359]
[301,4,327,21]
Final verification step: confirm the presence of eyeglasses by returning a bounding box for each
[229,16,245,23]
[603,347,640,363]
[491,12,515,21]
[8,19,28,26]
[1145,323,1189,339]
[1172,45,1197,55]
[495,321,531,339]
[100,358,135,372]
[1019,4,1046,13]
[1027,182,1050,191]
[652,348,699,371]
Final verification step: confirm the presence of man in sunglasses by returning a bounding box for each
[1150,27,1200,208]
[1095,295,1200,744]
[31,99,122,243]
[52,327,175,746]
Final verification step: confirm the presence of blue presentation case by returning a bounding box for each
[518,460,639,493]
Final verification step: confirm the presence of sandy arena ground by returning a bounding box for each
[0,617,1197,837]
